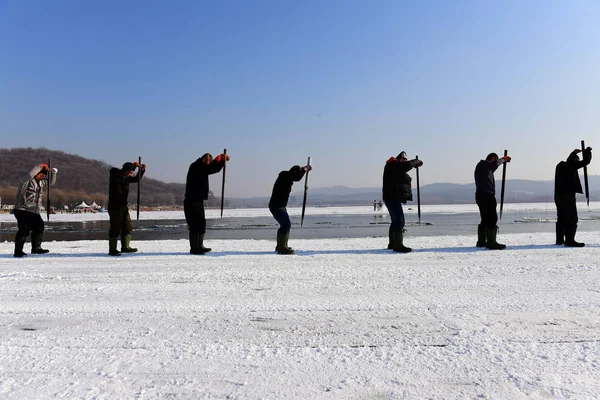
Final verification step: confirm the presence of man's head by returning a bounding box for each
[122,162,136,177]
[397,151,408,162]
[34,171,47,182]
[289,165,303,178]
[34,165,49,181]
[200,153,213,166]
[567,153,580,162]
[485,153,499,162]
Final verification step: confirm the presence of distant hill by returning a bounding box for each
[0,148,217,207]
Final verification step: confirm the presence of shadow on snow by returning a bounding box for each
[2,243,594,259]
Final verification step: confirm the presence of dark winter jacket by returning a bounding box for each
[108,167,144,207]
[184,157,225,203]
[555,148,592,194]
[382,157,420,203]
[474,159,505,196]
[269,169,306,209]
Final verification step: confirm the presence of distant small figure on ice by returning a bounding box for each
[108,161,145,256]
[269,164,312,254]
[373,200,377,211]
[13,164,58,257]
[377,200,383,211]
[382,151,422,253]
[554,146,592,247]
[474,152,511,250]
[184,152,229,255]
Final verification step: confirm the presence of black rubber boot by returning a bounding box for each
[283,231,295,253]
[31,232,49,254]
[485,226,506,250]
[476,224,486,248]
[387,226,393,250]
[564,226,585,247]
[392,229,412,253]
[276,232,294,255]
[14,235,27,258]
[121,235,138,253]
[109,236,121,256]
[555,222,564,245]
[198,234,211,253]
[189,232,205,255]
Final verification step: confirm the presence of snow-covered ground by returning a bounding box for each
[1,201,598,222]
[1,233,599,398]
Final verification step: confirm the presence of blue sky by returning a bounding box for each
[1,0,598,197]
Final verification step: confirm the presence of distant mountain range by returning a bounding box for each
[0,148,597,207]
[228,178,600,207]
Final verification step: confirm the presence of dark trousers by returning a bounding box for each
[384,199,405,231]
[184,201,207,234]
[270,206,291,234]
[14,209,44,238]
[554,193,578,230]
[476,193,498,228]
[108,205,132,238]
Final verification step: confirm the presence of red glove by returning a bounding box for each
[503,156,511,163]
[141,164,146,170]
[132,161,140,168]
[417,160,423,167]
[215,154,230,162]
[40,164,49,173]
[303,165,312,172]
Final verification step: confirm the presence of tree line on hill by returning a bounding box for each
[0,148,218,208]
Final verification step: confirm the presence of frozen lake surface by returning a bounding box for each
[1,202,599,242]
[1,232,600,398]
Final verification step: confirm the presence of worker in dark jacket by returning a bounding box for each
[474,152,511,250]
[554,147,592,247]
[13,163,58,257]
[184,152,230,254]
[382,151,423,253]
[108,161,145,256]
[269,164,311,254]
